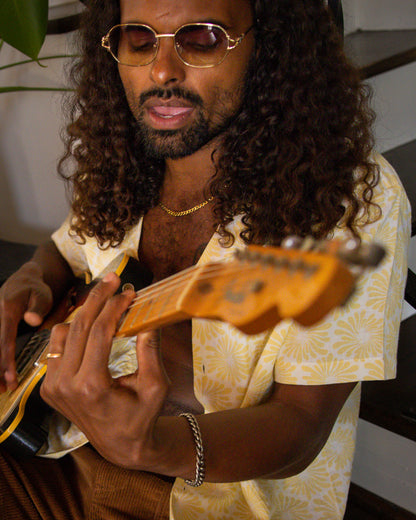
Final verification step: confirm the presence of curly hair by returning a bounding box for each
[59,0,378,248]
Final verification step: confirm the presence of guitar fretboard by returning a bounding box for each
[116,263,200,336]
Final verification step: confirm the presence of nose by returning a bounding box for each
[149,37,186,87]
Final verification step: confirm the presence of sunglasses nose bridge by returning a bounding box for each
[148,33,188,84]
[150,32,191,68]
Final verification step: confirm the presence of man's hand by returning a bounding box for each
[40,272,170,470]
[0,261,53,392]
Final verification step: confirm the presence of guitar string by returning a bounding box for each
[118,262,268,333]
[129,254,320,307]
[129,262,270,307]
[121,258,317,331]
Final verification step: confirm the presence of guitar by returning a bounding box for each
[0,238,385,457]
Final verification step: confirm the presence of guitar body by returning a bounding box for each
[0,240,384,457]
[1,377,50,457]
[0,256,152,457]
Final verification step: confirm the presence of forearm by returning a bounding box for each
[151,402,326,483]
[0,241,76,389]
[150,381,356,483]
[30,241,75,303]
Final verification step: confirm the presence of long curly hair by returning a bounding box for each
[59,0,378,248]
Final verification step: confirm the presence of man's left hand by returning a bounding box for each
[40,272,170,470]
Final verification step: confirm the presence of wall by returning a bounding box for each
[343,0,416,32]
[0,0,83,244]
[342,2,416,513]
[0,33,74,244]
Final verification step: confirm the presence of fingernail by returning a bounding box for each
[4,370,14,382]
[103,272,114,283]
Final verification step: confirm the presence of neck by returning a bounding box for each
[162,141,218,203]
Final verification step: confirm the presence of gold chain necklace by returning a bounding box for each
[158,196,214,217]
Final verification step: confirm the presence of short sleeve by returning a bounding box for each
[51,214,143,280]
[51,214,89,278]
[272,155,411,385]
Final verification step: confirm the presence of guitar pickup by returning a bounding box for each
[16,329,51,381]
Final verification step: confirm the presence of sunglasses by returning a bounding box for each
[101,22,253,68]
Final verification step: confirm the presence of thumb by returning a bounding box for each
[24,285,53,326]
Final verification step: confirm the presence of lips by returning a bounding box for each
[151,106,193,118]
[143,97,195,129]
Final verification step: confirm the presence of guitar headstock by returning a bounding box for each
[180,237,385,334]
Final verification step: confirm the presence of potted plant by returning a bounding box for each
[0,0,82,93]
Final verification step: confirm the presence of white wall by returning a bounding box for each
[343,0,416,33]
[352,420,416,514]
[0,34,73,244]
[369,62,416,153]
[49,0,84,19]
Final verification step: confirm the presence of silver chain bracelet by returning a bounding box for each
[180,413,205,487]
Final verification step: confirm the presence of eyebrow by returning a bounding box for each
[121,18,232,31]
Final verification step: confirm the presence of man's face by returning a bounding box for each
[117,0,254,160]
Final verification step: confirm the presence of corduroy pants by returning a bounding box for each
[0,445,172,520]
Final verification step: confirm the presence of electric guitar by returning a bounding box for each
[0,238,385,457]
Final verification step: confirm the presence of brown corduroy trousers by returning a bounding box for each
[0,445,172,520]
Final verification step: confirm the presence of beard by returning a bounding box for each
[135,110,212,160]
[130,85,243,160]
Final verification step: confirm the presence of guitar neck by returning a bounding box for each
[108,239,385,338]
[116,264,198,337]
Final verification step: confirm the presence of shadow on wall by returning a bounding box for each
[0,134,66,245]
[0,150,55,245]
[0,89,69,245]
[0,35,72,246]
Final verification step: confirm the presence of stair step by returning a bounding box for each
[359,313,416,442]
[345,483,416,520]
[345,29,416,78]
[383,139,416,235]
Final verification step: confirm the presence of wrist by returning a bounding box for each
[140,415,200,480]
[180,413,205,486]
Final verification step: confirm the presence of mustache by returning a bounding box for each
[139,86,203,107]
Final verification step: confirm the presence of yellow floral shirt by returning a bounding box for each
[52,154,410,519]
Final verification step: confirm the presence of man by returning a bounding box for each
[0,0,410,519]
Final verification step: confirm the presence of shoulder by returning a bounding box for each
[347,152,411,242]
[370,152,409,207]
[52,215,143,279]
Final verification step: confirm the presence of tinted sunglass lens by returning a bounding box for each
[113,25,157,66]
[176,25,228,66]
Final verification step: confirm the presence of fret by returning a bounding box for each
[117,267,197,337]
[158,283,175,317]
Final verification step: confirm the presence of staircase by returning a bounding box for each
[342,2,416,516]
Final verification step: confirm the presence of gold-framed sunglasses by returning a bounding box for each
[101,22,253,68]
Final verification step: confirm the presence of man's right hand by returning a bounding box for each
[0,261,53,392]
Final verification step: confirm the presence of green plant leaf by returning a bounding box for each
[0,0,49,60]
[0,86,71,93]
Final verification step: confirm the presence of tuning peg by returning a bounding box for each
[338,239,386,267]
[281,236,304,249]
[281,235,320,252]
